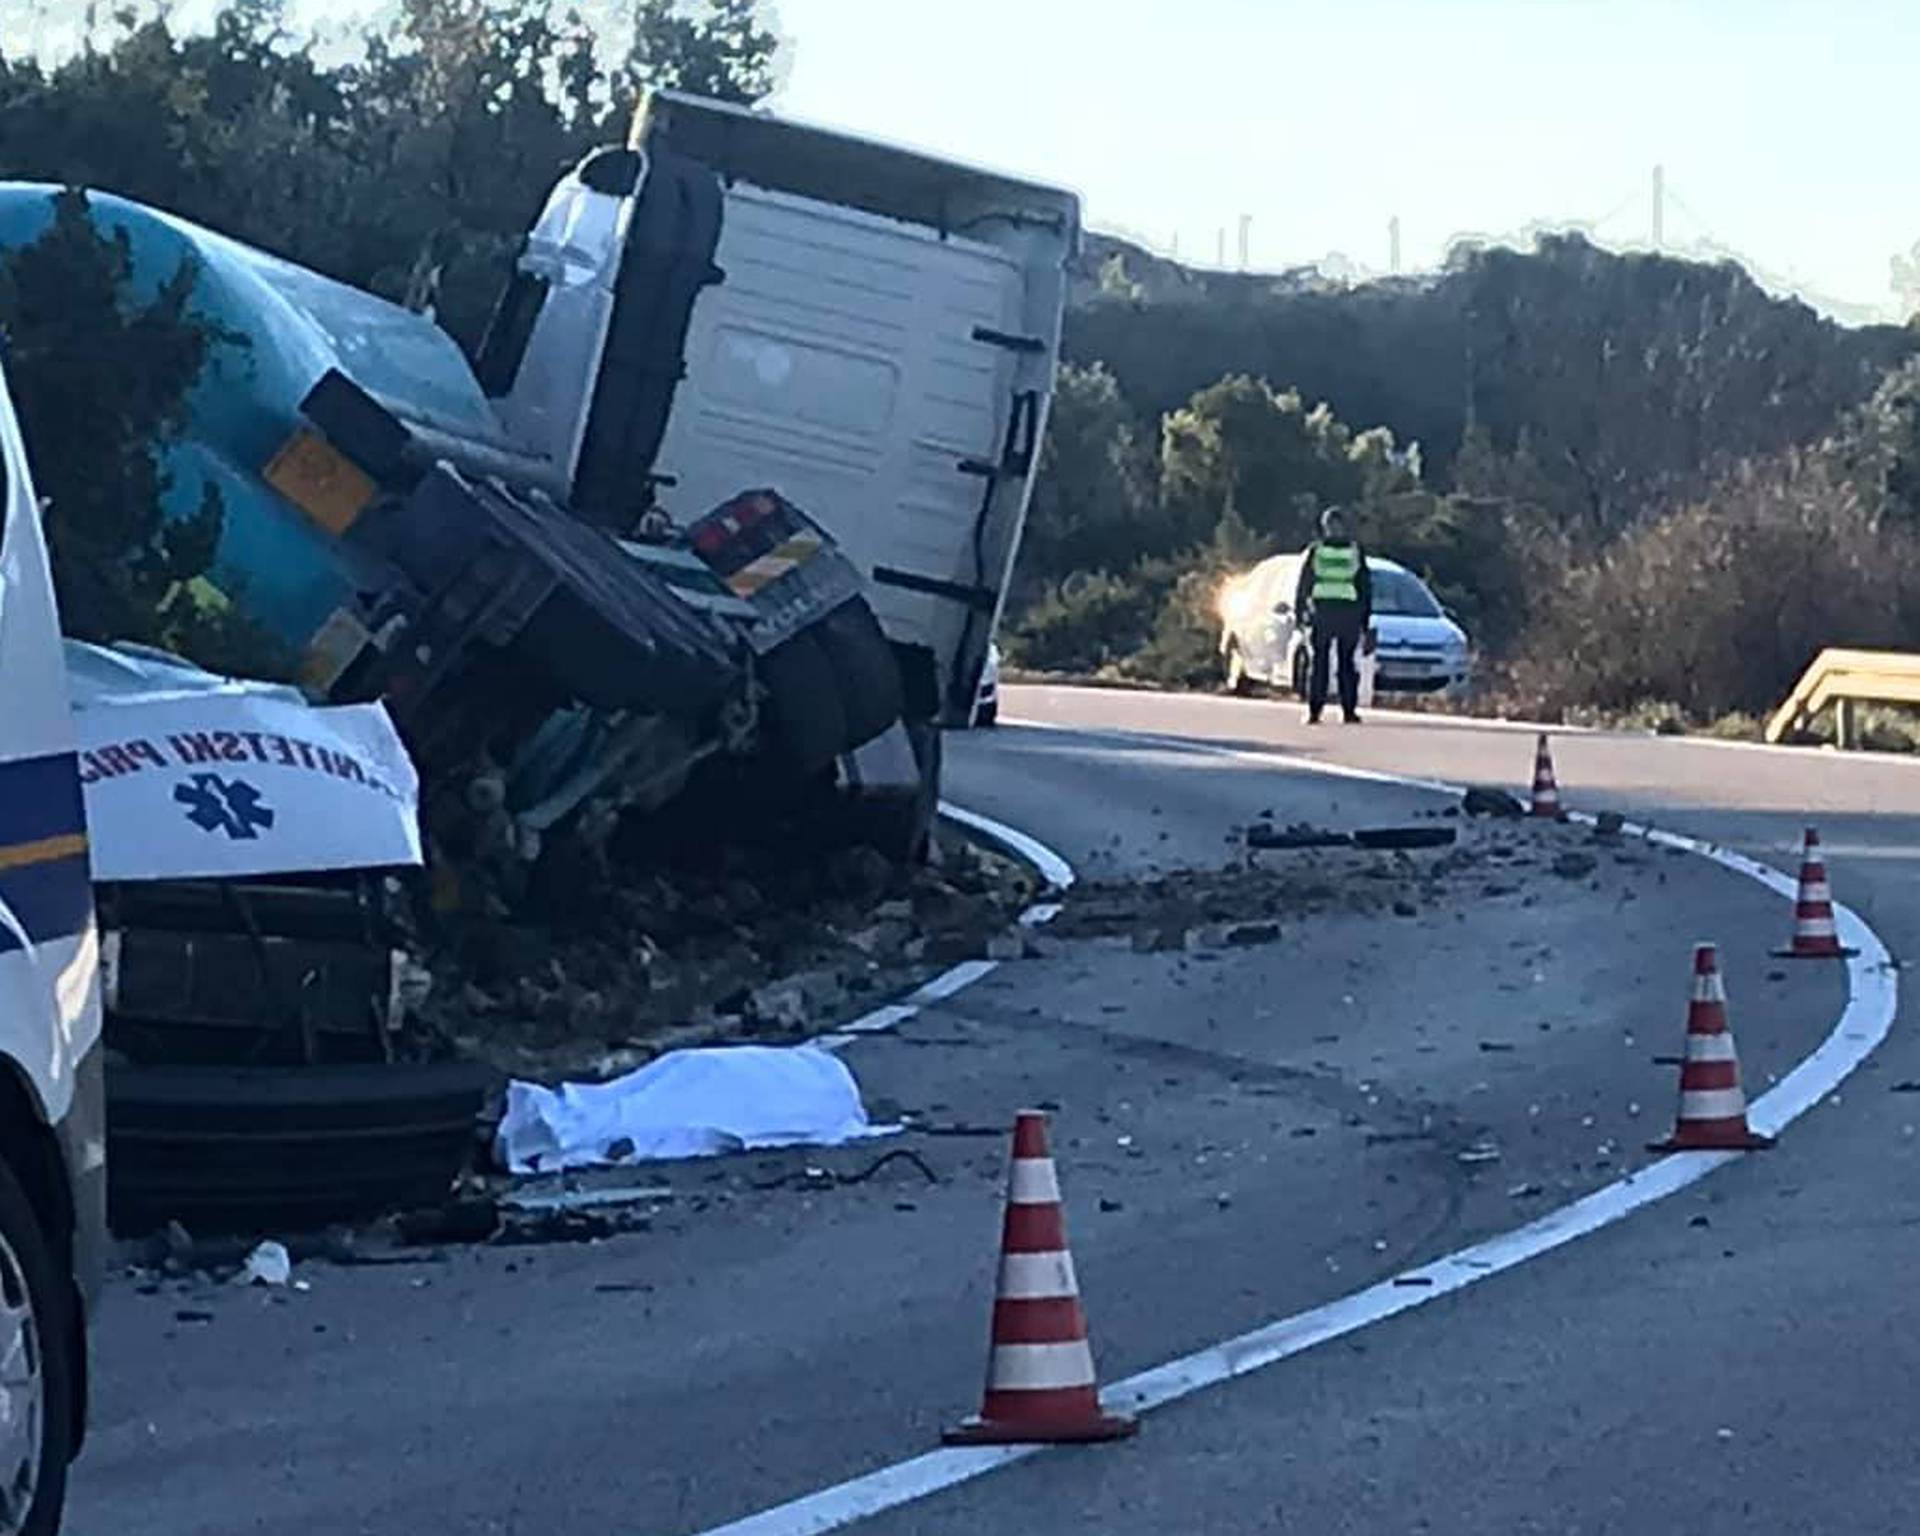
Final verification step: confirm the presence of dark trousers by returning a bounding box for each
[1308,608,1364,719]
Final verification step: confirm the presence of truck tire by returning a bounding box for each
[106,1062,492,1235]
[814,601,904,751]
[0,1156,75,1536]
[759,628,850,776]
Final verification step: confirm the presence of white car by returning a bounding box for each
[1218,552,1470,698]
[972,641,1001,727]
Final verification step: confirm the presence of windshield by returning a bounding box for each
[1370,567,1443,618]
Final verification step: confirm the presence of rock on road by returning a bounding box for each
[71,684,1920,1536]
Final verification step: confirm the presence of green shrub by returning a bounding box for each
[1506,455,1920,719]
[1001,568,1167,675]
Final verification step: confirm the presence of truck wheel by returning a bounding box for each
[0,1157,74,1536]
[759,629,850,775]
[815,601,904,750]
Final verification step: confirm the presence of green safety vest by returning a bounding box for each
[1311,542,1361,604]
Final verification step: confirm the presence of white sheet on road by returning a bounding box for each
[66,640,422,882]
[496,1045,898,1174]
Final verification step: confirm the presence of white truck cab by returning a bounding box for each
[479,89,1080,748]
[0,348,106,1535]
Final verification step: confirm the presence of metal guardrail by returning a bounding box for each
[1766,649,1920,747]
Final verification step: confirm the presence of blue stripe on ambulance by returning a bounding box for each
[0,751,93,954]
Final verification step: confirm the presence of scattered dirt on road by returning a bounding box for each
[412,830,1038,1082]
[1048,818,1613,950]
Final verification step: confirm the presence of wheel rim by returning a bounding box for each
[0,1229,42,1535]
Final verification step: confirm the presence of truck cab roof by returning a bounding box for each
[634,89,1082,249]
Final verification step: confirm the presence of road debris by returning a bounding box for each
[1352,826,1458,852]
[425,829,1034,1082]
[753,1148,938,1191]
[233,1241,293,1288]
[395,1200,505,1246]
[499,1182,672,1221]
[1246,822,1350,850]
[1462,786,1527,818]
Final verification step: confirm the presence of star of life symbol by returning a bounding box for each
[174,774,276,841]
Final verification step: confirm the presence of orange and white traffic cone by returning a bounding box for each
[1648,944,1774,1153]
[944,1111,1137,1446]
[1773,827,1857,959]
[1530,733,1563,819]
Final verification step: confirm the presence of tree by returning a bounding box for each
[0,0,784,352]
[619,0,782,103]
[1067,228,1916,534]
[1017,362,1155,592]
[0,188,265,663]
[1508,453,1920,719]
[1158,375,1375,550]
[1825,355,1920,527]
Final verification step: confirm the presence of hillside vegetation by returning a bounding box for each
[1010,230,1920,722]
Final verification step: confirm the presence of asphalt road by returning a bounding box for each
[70,686,1918,1536]
[892,687,1920,1536]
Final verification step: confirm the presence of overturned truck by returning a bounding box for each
[0,92,1079,1230]
[1,88,1079,869]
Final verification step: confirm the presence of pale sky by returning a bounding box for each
[14,0,1916,320]
[767,0,1916,322]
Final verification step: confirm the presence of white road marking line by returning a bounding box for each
[689,731,1898,1536]
[816,808,1068,1057]
[939,801,1078,892]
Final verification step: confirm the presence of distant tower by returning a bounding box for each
[1652,164,1665,250]
[1894,241,1920,319]
[1217,227,1226,266]
[1238,214,1252,270]
[1389,215,1402,275]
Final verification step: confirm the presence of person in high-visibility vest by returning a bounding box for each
[1292,505,1374,724]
